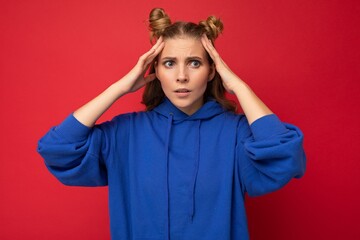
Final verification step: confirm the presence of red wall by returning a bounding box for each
[1,0,359,239]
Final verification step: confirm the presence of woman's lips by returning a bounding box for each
[174,88,191,97]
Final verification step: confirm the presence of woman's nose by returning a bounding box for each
[176,67,188,83]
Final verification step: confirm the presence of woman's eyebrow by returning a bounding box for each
[186,56,203,61]
[160,57,177,61]
[160,56,204,61]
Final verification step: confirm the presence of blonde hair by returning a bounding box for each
[142,8,236,112]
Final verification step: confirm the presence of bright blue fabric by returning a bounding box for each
[37,98,306,240]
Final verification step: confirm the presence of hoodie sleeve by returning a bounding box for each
[37,114,114,186]
[236,114,306,197]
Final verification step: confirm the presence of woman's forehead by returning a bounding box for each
[160,37,206,58]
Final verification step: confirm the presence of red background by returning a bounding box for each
[1,0,359,239]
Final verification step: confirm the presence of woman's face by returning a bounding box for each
[155,37,215,115]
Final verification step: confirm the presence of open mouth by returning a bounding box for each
[175,88,191,93]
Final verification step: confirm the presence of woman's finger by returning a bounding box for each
[143,73,157,83]
[152,36,164,49]
[139,37,164,65]
[201,35,221,65]
[147,36,164,59]
[146,41,165,64]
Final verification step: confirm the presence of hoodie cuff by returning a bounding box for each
[250,114,288,141]
[55,114,92,142]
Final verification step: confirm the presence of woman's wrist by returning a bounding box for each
[110,79,128,99]
[231,78,248,96]
[232,79,273,124]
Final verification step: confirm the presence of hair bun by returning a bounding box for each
[199,16,224,40]
[148,8,172,42]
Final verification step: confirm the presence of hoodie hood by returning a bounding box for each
[154,97,226,122]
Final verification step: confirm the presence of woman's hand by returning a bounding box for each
[73,37,164,127]
[201,34,273,124]
[201,35,242,94]
[120,37,165,94]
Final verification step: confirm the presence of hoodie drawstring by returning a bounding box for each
[189,120,201,221]
[164,114,202,237]
[164,113,173,239]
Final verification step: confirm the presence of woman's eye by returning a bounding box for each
[190,60,201,68]
[164,61,174,67]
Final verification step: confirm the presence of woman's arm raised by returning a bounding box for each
[201,35,272,124]
[74,37,164,127]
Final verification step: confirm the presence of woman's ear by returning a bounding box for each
[208,63,216,81]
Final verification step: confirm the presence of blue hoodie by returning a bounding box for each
[37,98,306,240]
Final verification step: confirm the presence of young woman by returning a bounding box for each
[38,8,306,240]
